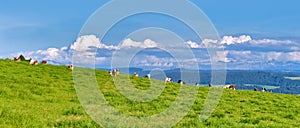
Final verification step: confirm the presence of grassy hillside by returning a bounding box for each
[0,59,299,127]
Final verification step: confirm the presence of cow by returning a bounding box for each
[262,88,267,92]
[224,84,236,90]
[14,57,21,62]
[41,60,47,64]
[208,84,213,88]
[145,74,151,79]
[195,82,199,86]
[165,77,172,83]
[229,85,236,90]
[134,72,139,77]
[30,60,38,65]
[67,64,73,70]
[224,85,230,89]
[110,69,120,76]
[178,80,183,85]
[254,87,258,92]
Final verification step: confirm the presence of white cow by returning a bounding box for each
[30,60,38,65]
[110,69,120,76]
[145,74,151,79]
[165,77,172,82]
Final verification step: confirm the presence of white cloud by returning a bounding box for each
[185,39,221,48]
[119,38,158,49]
[280,52,300,62]
[8,34,300,70]
[250,39,294,45]
[212,51,230,63]
[70,35,100,51]
[220,35,252,45]
[185,41,202,48]
[185,35,251,49]
[132,55,175,68]
[221,50,300,70]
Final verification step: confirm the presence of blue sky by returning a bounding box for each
[1,0,300,70]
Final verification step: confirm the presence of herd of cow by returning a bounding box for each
[13,55,73,70]
[109,70,268,92]
[13,55,268,92]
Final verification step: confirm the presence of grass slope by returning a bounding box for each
[0,59,299,127]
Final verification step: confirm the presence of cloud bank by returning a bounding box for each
[9,34,300,70]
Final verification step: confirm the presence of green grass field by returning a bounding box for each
[0,59,299,127]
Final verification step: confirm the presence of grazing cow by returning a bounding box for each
[208,84,212,88]
[14,57,21,62]
[224,85,231,89]
[224,84,236,90]
[116,69,120,75]
[110,69,120,76]
[134,72,139,77]
[254,87,258,92]
[262,88,267,92]
[30,60,38,65]
[67,64,73,70]
[178,80,183,85]
[229,85,236,90]
[41,60,47,64]
[165,77,172,82]
[195,82,199,86]
[145,74,151,79]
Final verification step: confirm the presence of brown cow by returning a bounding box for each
[14,57,21,62]
[30,60,38,65]
[254,87,258,92]
[41,60,47,64]
[229,85,236,90]
[134,72,139,77]
[224,84,236,90]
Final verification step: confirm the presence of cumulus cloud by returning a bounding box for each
[10,35,161,66]
[185,35,251,49]
[220,35,252,45]
[185,41,202,48]
[221,50,300,69]
[185,39,220,48]
[212,51,230,63]
[8,34,300,70]
[70,35,100,51]
[266,52,300,62]
[119,38,158,49]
